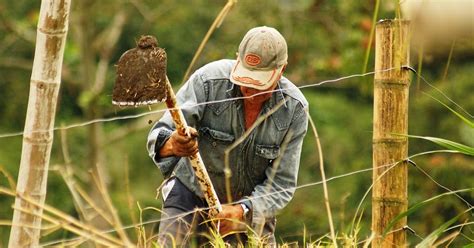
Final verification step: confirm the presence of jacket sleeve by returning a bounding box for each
[146,71,208,178]
[245,104,308,229]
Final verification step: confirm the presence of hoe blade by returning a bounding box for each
[112,35,168,106]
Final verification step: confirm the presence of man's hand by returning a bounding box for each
[216,204,246,235]
[159,127,199,157]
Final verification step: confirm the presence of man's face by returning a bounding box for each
[238,64,285,104]
[239,82,278,104]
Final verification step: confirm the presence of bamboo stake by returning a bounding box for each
[9,1,71,247]
[372,19,410,247]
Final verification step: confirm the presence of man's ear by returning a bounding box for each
[281,64,287,73]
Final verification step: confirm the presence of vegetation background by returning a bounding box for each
[0,0,472,246]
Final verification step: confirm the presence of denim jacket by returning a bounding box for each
[147,59,308,229]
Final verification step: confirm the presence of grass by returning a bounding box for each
[2,153,471,247]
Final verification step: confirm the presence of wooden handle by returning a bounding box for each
[164,77,222,215]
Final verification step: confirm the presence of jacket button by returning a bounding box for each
[212,141,217,147]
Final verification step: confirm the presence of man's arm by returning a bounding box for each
[146,71,207,177]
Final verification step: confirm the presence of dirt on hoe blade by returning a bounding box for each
[112,35,168,106]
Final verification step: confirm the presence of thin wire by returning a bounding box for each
[0,68,397,140]
[355,225,424,247]
[39,150,464,246]
[350,150,463,235]
[1,68,468,143]
[384,226,424,241]
[404,66,473,119]
[444,221,474,234]
[40,162,393,246]
[407,159,474,210]
[6,66,471,245]
[0,108,167,139]
[298,70,379,89]
[16,64,470,246]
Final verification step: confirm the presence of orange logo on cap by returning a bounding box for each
[244,54,261,66]
[233,76,265,86]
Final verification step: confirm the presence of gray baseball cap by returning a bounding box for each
[230,26,288,90]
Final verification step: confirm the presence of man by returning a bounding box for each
[147,26,308,246]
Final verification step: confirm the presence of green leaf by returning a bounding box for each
[383,189,474,235]
[361,0,380,74]
[415,210,467,248]
[423,92,474,128]
[406,135,474,156]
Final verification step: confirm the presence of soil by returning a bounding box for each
[112,35,168,106]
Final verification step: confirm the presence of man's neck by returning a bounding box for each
[243,99,264,130]
[239,84,277,130]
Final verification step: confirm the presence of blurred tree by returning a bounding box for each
[9,1,71,247]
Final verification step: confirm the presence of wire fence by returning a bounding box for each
[1,67,473,246]
[36,149,472,247]
[0,68,386,139]
[0,66,470,140]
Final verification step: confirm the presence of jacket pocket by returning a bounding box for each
[252,145,280,181]
[256,145,280,160]
[200,127,235,143]
[198,127,235,175]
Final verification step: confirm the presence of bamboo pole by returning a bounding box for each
[9,0,71,247]
[372,19,410,247]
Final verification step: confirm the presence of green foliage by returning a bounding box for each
[383,189,474,236]
[415,210,468,248]
[424,93,474,129]
[406,135,474,156]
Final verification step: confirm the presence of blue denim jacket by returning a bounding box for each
[147,59,308,228]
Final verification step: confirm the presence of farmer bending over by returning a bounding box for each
[147,26,308,246]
